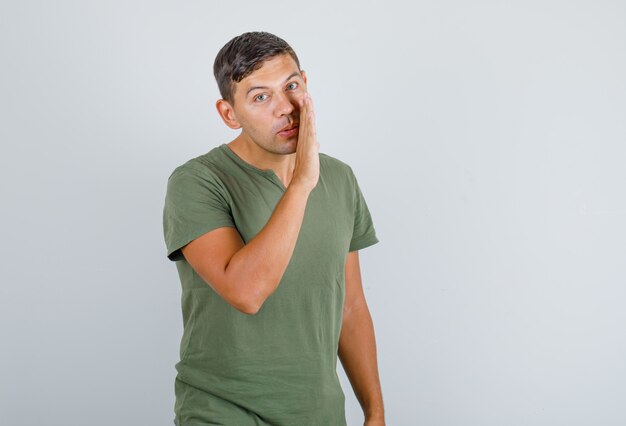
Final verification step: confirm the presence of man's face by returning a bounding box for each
[227,54,307,155]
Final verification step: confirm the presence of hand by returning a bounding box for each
[291,91,319,192]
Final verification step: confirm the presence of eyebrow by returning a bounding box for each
[245,71,302,96]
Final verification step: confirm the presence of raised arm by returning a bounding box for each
[181,93,318,315]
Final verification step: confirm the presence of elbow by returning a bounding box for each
[235,301,265,315]
[221,273,278,315]
[231,289,268,316]
[238,304,261,315]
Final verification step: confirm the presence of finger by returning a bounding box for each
[297,101,307,136]
[300,96,311,136]
[300,94,309,122]
[307,102,316,134]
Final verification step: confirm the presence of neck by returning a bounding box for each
[227,134,296,187]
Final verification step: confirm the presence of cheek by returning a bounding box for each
[290,91,305,106]
[241,109,266,128]
[248,113,275,136]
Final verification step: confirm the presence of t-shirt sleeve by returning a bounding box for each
[162,166,235,262]
[348,167,379,252]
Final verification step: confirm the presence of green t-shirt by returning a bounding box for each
[163,143,379,426]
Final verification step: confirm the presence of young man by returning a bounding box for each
[163,31,385,426]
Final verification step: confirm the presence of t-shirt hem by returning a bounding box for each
[167,221,236,261]
[349,232,379,252]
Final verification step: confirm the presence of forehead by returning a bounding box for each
[238,54,301,90]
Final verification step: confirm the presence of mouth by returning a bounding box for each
[277,123,299,138]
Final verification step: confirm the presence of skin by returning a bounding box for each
[216,53,315,188]
[181,53,385,425]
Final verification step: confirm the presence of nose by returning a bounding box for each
[274,91,296,117]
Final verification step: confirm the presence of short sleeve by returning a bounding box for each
[162,166,235,261]
[348,168,379,252]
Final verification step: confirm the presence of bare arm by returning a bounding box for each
[338,251,385,425]
[181,93,319,315]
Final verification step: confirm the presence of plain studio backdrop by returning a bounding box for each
[1,1,625,425]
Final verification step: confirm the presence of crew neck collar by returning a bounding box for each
[219,143,275,177]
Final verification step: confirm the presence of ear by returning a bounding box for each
[301,70,308,85]
[216,99,241,129]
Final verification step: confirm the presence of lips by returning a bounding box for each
[277,123,299,137]
[277,123,299,133]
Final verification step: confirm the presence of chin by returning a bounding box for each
[273,140,298,155]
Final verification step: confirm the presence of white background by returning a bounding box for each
[1,1,625,425]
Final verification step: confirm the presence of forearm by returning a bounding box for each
[225,181,312,311]
[338,302,385,421]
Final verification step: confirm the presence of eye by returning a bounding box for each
[254,93,268,102]
[286,82,299,90]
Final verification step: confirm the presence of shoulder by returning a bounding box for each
[165,146,233,202]
[319,152,356,181]
[167,146,227,183]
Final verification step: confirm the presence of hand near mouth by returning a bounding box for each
[290,92,319,192]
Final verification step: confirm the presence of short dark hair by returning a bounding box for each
[213,31,301,104]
